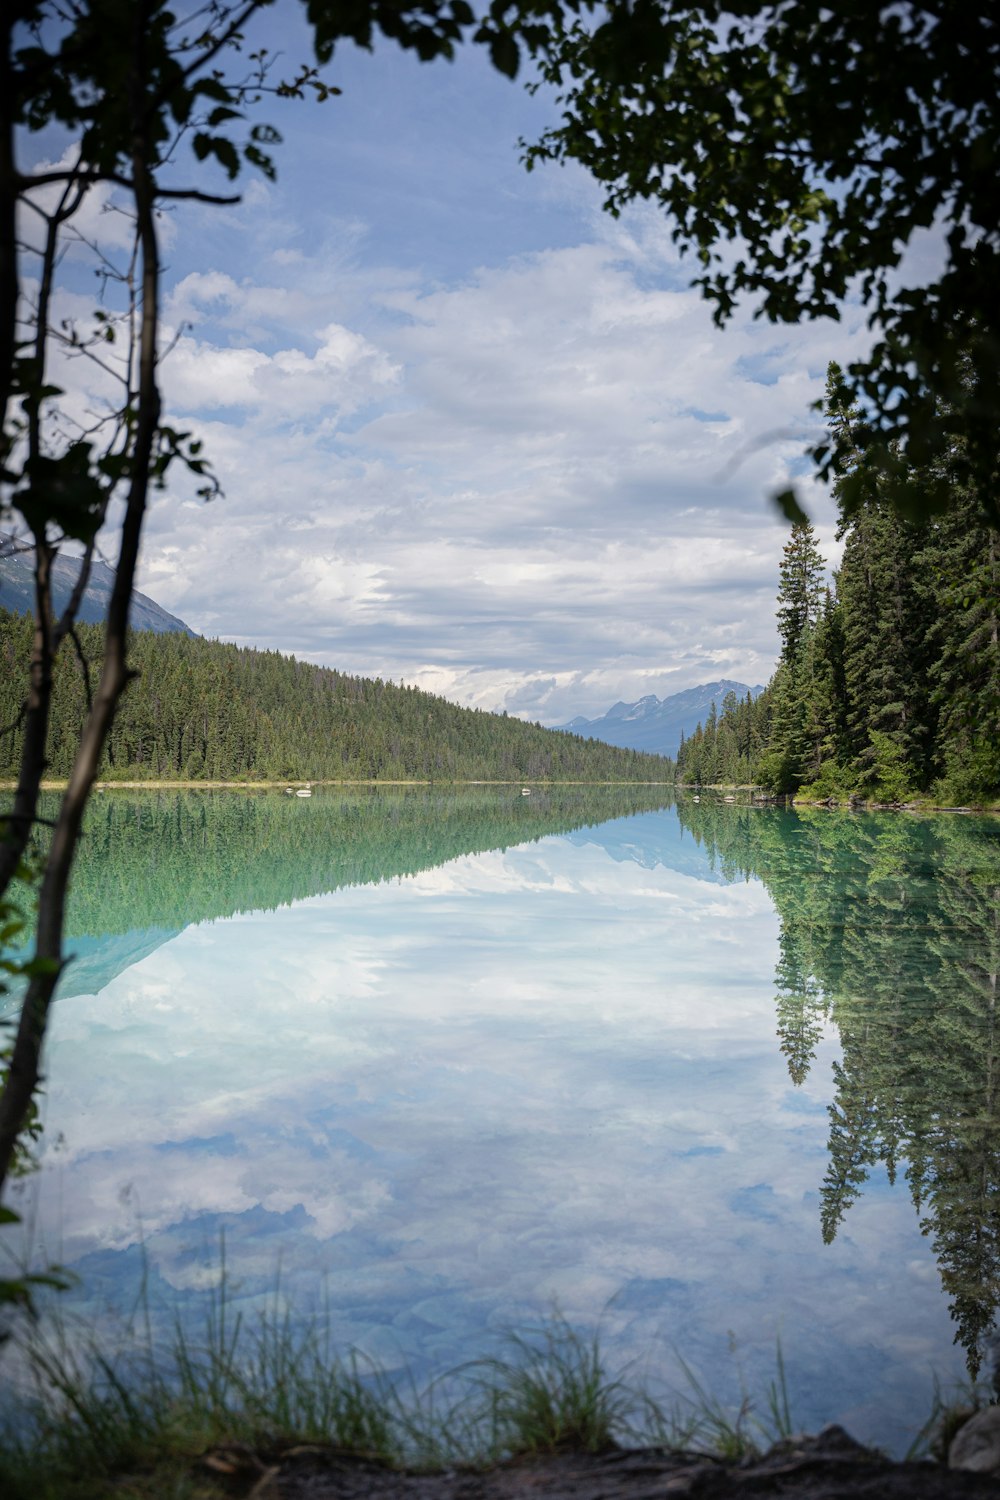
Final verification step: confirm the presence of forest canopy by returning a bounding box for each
[0,610,675,785]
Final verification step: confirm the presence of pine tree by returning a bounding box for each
[920,486,1000,801]
[836,502,931,793]
[776,521,826,671]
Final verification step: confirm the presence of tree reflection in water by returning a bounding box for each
[677,799,1000,1378]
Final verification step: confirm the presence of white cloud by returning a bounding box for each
[20,45,862,724]
[125,215,857,719]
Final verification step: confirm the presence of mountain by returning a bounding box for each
[0,610,677,783]
[0,537,195,636]
[560,680,764,759]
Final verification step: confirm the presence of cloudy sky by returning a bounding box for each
[29,6,882,724]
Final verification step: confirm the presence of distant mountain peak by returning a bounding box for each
[0,536,195,637]
[559,679,764,760]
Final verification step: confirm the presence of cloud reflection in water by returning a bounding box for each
[26,805,958,1452]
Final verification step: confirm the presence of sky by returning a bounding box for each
[23,5,885,725]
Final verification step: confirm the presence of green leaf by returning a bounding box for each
[772,487,810,527]
[17,444,106,542]
[244,143,276,180]
[488,30,520,80]
[207,106,244,128]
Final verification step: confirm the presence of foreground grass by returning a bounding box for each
[0,1295,804,1500]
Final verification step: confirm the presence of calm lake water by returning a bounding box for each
[4,787,999,1450]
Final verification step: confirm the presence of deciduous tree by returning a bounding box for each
[523,1,1000,523]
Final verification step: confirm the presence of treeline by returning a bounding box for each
[676,798,1000,1376]
[677,367,1000,803]
[0,613,674,784]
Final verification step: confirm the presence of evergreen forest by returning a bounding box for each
[676,797,1000,1378]
[676,369,1000,804]
[0,614,674,785]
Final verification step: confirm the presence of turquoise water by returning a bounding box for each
[4,789,999,1451]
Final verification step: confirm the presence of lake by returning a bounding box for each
[3,787,999,1452]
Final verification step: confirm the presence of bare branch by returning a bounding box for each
[0,696,28,745]
[53,537,97,650]
[157,187,242,203]
[66,622,94,714]
[173,0,267,84]
[17,168,241,208]
[0,812,57,831]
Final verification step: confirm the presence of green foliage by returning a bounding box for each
[467,1316,632,1456]
[675,689,767,788]
[523,2,1000,523]
[0,1274,814,1498]
[0,610,675,787]
[861,730,916,805]
[796,759,854,803]
[678,362,1000,803]
[776,523,825,670]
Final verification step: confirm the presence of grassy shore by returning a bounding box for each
[0,1287,879,1500]
[1,1281,964,1500]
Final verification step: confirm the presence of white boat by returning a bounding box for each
[521,787,531,796]
[295,787,312,798]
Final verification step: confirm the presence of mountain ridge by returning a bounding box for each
[559,679,764,759]
[0,537,195,637]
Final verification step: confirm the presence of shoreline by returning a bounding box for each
[1,778,676,791]
[5,779,997,811]
[674,783,1000,815]
[6,780,997,812]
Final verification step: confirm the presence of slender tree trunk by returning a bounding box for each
[0,7,161,1194]
[0,539,55,897]
[0,172,92,900]
[0,14,15,434]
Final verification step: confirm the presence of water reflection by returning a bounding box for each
[7,785,676,1003]
[676,798,1000,1377]
[4,791,995,1449]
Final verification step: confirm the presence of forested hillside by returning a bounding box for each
[0,613,673,784]
[677,367,1000,804]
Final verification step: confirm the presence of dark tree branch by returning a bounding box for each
[0,0,162,1195]
[0,697,29,745]
[0,536,55,905]
[18,167,241,206]
[53,537,97,651]
[157,187,242,203]
[66,622,94,714]
[0,12,15,447]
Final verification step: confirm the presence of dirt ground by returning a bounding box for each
[196,1426,1000,1499]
